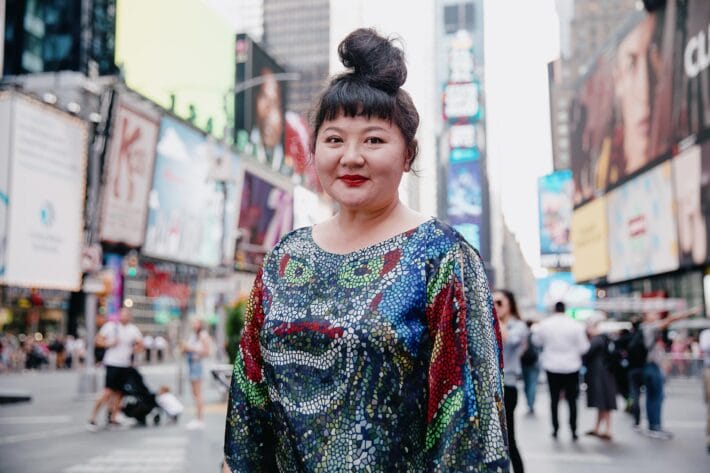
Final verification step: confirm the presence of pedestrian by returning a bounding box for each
[520,320,541,415]
[699,326,710,454]
[86,307,143,431]
[181,318,211,430]
[531,301,590,441]
[634,306,701,439]
[154,335,167,362]
[583,318,617,441]
[222,28,508,472]
[494,289,528,473]
[143,334,154,363]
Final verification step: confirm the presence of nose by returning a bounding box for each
[339,142,365,167]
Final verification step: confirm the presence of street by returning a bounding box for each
[0,365,708,472]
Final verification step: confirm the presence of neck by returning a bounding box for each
[335,198,404,232]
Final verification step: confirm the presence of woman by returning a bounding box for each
[494,290,528,473]
[223,28,508,471]
[583,320,617,441]
[182,318,211,430]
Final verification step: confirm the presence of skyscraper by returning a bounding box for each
[262,0,330,116]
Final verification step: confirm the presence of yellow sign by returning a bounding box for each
[571,198,609,282]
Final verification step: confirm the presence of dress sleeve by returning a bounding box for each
[424,242,509,472]
[224,265,277,472]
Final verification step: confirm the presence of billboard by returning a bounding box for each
[672,141,710,267]
[536,272,596,313]
[538,170,573,268]
[235,168,293,271]
[0,93,88,290]
[571,197,609,282]
[100,95,160,246]
[115,0,235,137]
[143,117,225,267]
[607,161,679,283]
[234,34,288,174]
[570,1,710,206]
[447,160,483,251]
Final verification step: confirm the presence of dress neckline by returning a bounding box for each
[307,218,435,257]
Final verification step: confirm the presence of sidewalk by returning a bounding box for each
[0,366,708,472]
[515,376,709,472]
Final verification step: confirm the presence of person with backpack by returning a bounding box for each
[630,306,701,439]
[520,320,541,414]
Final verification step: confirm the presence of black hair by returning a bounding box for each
[494,289,521,319]
[309,28,420,166]
[554,301,566,313]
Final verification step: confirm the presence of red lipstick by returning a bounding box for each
[339,174,368,186]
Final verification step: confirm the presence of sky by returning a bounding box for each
[483,0,560,275]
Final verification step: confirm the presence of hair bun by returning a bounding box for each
[338,28,407,94]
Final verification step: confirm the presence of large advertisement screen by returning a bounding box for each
[571,197,609,283]
[570,0,710,206]
[234,34,288,174]
[672,141,710,267]
[447,160,483,251]
[115,0,234,137]
[0,93,88,290]
[536,272,596,313]
[607,161,679,283]
[143,117,224,267]
[235,168,293,271]
[538,170,573,268]
[100,96,160,246]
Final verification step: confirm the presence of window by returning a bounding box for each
[444,2,475,34]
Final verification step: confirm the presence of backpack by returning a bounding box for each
[520,333,539,367]
[627,328,648,369]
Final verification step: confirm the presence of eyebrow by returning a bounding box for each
[321,125,390,134]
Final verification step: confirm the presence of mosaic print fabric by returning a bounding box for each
[224,219,509,472]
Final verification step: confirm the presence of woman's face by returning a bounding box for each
[615,15,660,174]
[314,114,409,212]
[493,292,510,319]
[256,72,283,149]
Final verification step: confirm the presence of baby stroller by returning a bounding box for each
[120,367,161,426]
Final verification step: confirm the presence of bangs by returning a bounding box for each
[317,78,397,124]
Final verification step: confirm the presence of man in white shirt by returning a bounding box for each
[531,301,590,441]
[87,308,143,430]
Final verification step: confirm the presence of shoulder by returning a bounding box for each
[266,226,311,259]
[424,219,483,262]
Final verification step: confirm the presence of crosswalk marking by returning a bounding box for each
[62,436,188,473]
[0,415,72,425]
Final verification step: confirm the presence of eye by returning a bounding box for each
[324,135,342,143]
[365,136,384,144]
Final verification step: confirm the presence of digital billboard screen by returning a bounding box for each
[143,117,224,267]
[569,0,710,206]
[607,161,679,283]
[538,170,573,268]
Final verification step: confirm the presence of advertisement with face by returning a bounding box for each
[447,160,483,251]
[538,170,573,268]
[100,96,160,246]
[672,141,710,267]
[1,93,88,290]
[607,161,679,283]
[570,8,675,205]
[143,117,224,267]
[234,34,287,174]
[235,168,293,271]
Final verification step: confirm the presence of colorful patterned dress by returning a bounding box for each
[224,219,509,472]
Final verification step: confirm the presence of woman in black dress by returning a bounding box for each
[584,321,617,440]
